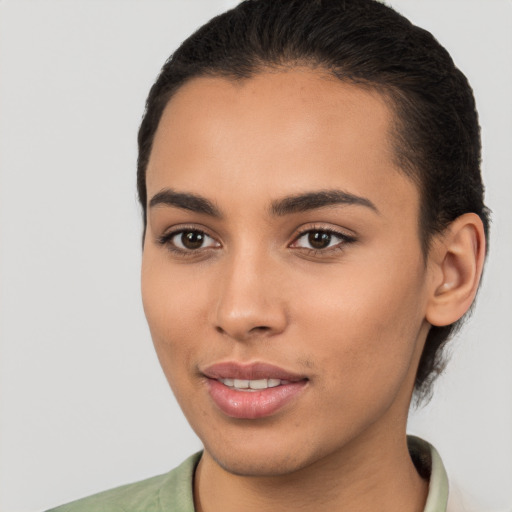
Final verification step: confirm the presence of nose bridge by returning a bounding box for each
[213,242,287,341]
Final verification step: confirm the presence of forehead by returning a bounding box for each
[147,69,418,218]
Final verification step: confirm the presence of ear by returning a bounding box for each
[426,213,486,327]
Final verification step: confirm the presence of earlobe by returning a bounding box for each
[426,213,486,327]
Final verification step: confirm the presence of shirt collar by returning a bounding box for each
[408,435,449,512]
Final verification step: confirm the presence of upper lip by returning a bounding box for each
[201,362,307,381]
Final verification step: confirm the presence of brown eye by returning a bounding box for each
[308,231,332,249]
[181,231,205,249]
[291,228,354,253]
[168,230,219,251]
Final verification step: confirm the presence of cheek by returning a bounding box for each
[293,253,428,398]
[141,253,211,380]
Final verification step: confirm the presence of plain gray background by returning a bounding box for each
[0,1,511,511]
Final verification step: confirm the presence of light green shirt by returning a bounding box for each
[47,436,449,512]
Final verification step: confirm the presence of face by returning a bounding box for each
[141,69,433,477]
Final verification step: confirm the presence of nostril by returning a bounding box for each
[214,324,271,338]
[250,325,271,333]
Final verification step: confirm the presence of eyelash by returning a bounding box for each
[157,225,356,258]
[157,225,219,258]
[290,226,357,255]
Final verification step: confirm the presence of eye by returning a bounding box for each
[290,228,355,252]
[159,228,220,252]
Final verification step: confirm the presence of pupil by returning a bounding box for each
[182,231,204,249]
[308,231,331,249]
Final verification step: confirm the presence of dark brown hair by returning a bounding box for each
[137,0,490,401]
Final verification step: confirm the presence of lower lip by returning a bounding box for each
[206,379,308,419]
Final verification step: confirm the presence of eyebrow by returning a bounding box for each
[149,189,222,218]
[148,188,378,218]
[270,190,379,216]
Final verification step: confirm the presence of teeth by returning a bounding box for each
[249,379,268,390]
[219,378,285,390]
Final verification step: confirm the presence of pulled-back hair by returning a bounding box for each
[137,0,490,400]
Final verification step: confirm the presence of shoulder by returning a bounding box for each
[46,452,201,512]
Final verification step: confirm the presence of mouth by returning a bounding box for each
[202,361,307,381]
[202,362,309,419]
[216,377,291,391]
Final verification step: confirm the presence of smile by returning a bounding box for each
[202,362,308,419]
[217,378,289,390]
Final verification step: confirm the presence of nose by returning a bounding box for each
[212,251,288,342]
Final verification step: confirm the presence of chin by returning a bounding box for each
[208,448,310,477]
[198,424,335,478]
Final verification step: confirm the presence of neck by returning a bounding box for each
[194,428,428,512]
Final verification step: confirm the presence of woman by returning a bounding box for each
[46,0,491,510]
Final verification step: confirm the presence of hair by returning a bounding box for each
[137,0,490,401]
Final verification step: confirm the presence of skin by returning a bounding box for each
[141,69,484,512]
